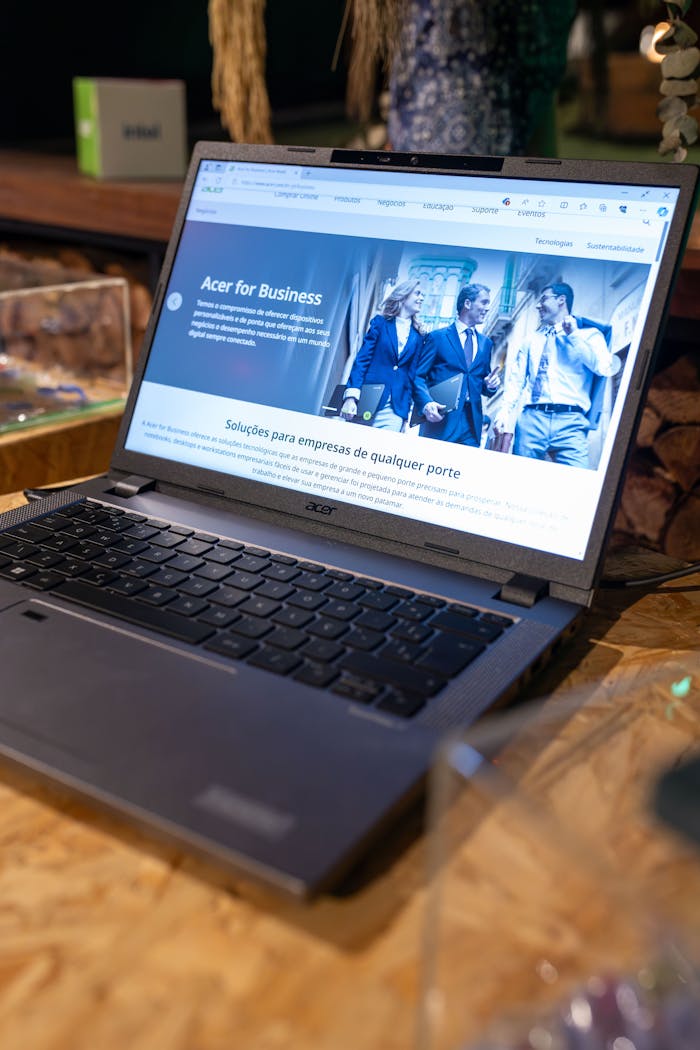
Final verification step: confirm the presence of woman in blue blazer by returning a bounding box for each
[341,279,426,431]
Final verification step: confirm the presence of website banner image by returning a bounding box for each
[127,218,654,561]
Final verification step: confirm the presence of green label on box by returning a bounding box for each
[73,77,101,177]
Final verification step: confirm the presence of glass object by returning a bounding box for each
[418,653,700,1050]
[0,264,131,433]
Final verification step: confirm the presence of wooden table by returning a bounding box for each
[0,406,123,496]
[0,486,699,1050]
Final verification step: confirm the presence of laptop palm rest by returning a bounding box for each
[0,597,434,898]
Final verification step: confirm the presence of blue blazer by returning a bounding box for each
[413,323,494,444]
[345,315,425,422]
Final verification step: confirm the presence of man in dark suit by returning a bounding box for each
[413,283,500,446]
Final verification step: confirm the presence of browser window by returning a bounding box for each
[125,158,679,562]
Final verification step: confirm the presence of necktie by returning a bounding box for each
[531,326,556,402]
[462,327,474,367]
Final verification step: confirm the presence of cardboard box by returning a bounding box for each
[73,77,187,179]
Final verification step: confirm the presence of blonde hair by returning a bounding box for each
[381,278,424,332]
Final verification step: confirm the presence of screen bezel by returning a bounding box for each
[110,142,699,599]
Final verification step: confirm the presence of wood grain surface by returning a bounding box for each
[0,408,122,495]
[0,486,698,1050]
[0,150,181,243]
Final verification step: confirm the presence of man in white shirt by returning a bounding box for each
[492,282,619,467]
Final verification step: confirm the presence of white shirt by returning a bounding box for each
[395,315,411,356]
[497,321,618,431]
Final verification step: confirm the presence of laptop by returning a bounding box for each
[0,142,696,899]
[409,374,463,428]
[323,382,386,424]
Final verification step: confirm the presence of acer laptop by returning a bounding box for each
[0,143,696,899]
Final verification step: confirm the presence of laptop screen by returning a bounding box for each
[123,153,683,564]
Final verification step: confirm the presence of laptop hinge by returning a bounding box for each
[111,475,157,498]
[498,573,549,608]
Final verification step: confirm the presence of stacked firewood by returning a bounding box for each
[613,351,700,560]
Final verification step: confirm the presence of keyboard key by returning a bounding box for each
[354,609,396,633]
[344,626,384,651]
[325,581,365,601]
[225,570,263,591]
[391,622,433,644]
[114,537,150,556]
[80,568,119,587]
[302,638,344,663]
[198,606,240,628]
[150,531,186,549]
[167,553,205,573]
[430,610,502,642]
[230,616,272,640]
[137,585,177,606]
[265,626,307,651]
[26,550,64,569]
[293,662,339,688]
[122,559,159,578]
[193,561,235,581]
[4,522,50,542]
[0,562,36,581]
[288,590,327,611]
[41,534,79,553]
[332,676,383,703]
[202,546,239,565]
[108,577,149,597]
[203,633,257,660]
[271,606,314,628]
[340,651,445,697]
[247,648,302,675]
[380,639,423,663]
[416,635,484,676]
[139,546,176,565]
[358,591,398,612]
[149,567,189,588]
[175,538,213,557]
[208,585,249,608]
[24,569,65,591]
[307,617,348,640]
[376,692,425,719]
[261,563,300,583]
[53,556,90,577]
[255,580,295,602]
[385,585,414,599]
[323,599,359,622]
[178,577,218,598]
[237,595,280,618]
[2,540,40,560]
[168,595,210,617]
[394,601,432,622]
[295,571,331,593]
[92,551,132,570]
[54,579,215,644]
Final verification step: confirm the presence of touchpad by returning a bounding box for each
[0,597,244,766]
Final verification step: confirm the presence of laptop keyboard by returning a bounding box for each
[0,498,515,719]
